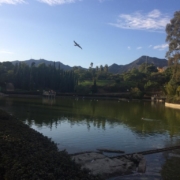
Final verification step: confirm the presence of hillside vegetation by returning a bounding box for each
[0,59,173,99]
[11,56,168,74]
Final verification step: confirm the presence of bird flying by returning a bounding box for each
[74,41,82,49]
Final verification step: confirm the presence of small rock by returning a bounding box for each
[131,153,143,163]
[138,158,146,173]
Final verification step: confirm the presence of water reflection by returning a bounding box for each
[1,97,180,153]
[42,97,56,105]
[1,97,180,134]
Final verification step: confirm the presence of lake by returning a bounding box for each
[1,96,180,179]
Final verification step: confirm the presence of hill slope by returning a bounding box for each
[12,59,72,71]
[108,56,168,74]
[11,56,168,74]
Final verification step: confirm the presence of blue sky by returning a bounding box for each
[0,0,179,68]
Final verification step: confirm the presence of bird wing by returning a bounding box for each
[74,41,82,49]
[77,44,82,49]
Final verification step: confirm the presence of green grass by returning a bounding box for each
[79,80,115,87]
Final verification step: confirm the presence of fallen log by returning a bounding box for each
[97,148,125,153]
[70,145,180,158]
[112,145,180,159]
[69,151,103,156]
[134,145,180,155]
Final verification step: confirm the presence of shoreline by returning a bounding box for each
[0,109,102,180]
[165,102,180,109]
[1,92,152,101]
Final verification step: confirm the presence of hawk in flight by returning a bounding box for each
[74,41,82,49]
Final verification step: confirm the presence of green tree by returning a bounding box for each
[144,80,158,92]
[89,62,93,72]
[166,11,180,65]
[100,65,104,72]
[139,63,157,74]
[90,62,93,69]
[96,66,99,72]
[104,64,108,73]
[165,11,180,97]
[165,79,177,95]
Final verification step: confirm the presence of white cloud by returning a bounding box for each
[148,45,152,48]
[153,43,168,50]
[0,49,13,54]
[109,9,170,32]
[38,0,82,5]
[127,46,131,50]
[0,0,25,5]
[148,9,161,18]
[137,46,142,50]
[98,0,112,2]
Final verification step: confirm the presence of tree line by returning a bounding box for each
[0,61,78,93]
[0,54,174,96]
[73,61,172,95]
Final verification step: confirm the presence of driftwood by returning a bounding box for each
[97,148,125,153]
[70,145,180,158]
[138,145,180,155]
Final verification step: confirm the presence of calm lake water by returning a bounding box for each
[1,96,180,179]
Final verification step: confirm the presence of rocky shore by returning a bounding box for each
[72,152,146,178]
[0,109,102,180]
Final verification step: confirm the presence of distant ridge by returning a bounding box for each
[12,59,72,71]
[108,56,168,74]
[11,56,168,74]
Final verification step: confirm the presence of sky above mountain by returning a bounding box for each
[0,0,179,68]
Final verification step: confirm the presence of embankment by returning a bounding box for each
[0,109,102,180]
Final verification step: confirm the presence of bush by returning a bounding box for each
[130,87,143,98]
[165,79,178,95]
[0,109,102,180]
[166,95,180,104]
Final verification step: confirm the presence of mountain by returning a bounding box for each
[11,56,168,74]
[12,59,72,71]
[108,56,168,74]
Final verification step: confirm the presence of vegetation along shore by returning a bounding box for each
[0,109,102,180]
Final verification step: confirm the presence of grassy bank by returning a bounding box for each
[0,109,102,180]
